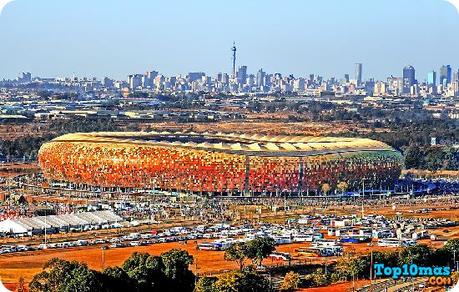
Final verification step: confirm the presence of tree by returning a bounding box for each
[245,237,276,267]
[311,268,330,287]
[224,242,248,271]
[404,145,424,169]
[101,266,136,292]
[279,271,301,292]
[28,250,197,292]
[321,183,331,196]
[160,249,195,292]
[121,252,165,291]
[337,181,349,195]
[430,247,452,267]
[29,258,103,292]
[335,256,368,280]
[373,251,399,267]
[443,239,459,254]
[194,277,217,292]
[212,270,272,292]
[398,244,432,266]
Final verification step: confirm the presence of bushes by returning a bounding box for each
[279,271,301,291]
[196,269,272,292]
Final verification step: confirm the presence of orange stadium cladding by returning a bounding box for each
[37,132,404,196]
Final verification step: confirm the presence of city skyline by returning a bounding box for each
[6,60,459,85]
[0,0,458,80]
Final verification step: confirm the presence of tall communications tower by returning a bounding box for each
[231,42,237,78]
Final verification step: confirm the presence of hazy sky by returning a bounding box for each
[0,0,458,80]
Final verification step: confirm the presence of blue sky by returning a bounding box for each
[0,0,458,80]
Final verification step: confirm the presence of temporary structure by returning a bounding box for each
[0,278,13,292]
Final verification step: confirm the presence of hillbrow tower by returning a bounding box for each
[231,42,237,78]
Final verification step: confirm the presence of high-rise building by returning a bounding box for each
[427,71,437,87]
[355,63,363,85]
[128,74,142,90]
[187,72,205,82]
[19,72,32,83]
[402,65,416,94]
[453,69,459,82]
[256,69,266,87]
[103,77,114,88]
[344,74,350,83]
[247,74,255,86]
[373,81,387,96]
[439,65,452,86]
[221,73,229,85]
[293,78,305,92]
[237,66,247,85]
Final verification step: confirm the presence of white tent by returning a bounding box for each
[0,219,30,234]
[0,278,13,292]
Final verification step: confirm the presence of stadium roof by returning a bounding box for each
[44,132,397,157]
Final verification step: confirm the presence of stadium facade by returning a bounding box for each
[38,132,404,196]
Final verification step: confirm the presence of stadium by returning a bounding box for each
[38,132,404,196]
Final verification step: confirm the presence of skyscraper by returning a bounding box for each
[256,69,266,87]
[237,66,247,85]
[439,65,452,86]
[187,72,205,82]
[355,63,363,85]
[453,69,459,82]
[427,71,437,87]
[128,74,142,90]
[19,72,32,83]
[402,65,416,94]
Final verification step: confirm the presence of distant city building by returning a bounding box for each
[103,77,114,88]
[187,72,205,83]
[256,69,266,87]
[439,65,452,86]
[453,69,459,82]
[355,63,363,85]
[237,66,247,85]
[373,81,387,96]
[18,72,32,83]
[402,65,416,94]
[427,71,437,87]
[293,78,305,92]
[128,74,142,90]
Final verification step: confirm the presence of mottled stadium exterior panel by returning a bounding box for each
[38,132,404,195]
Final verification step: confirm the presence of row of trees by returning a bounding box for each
[0,117,120,161]
[29,249,195,292]
[404,145,459,171]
